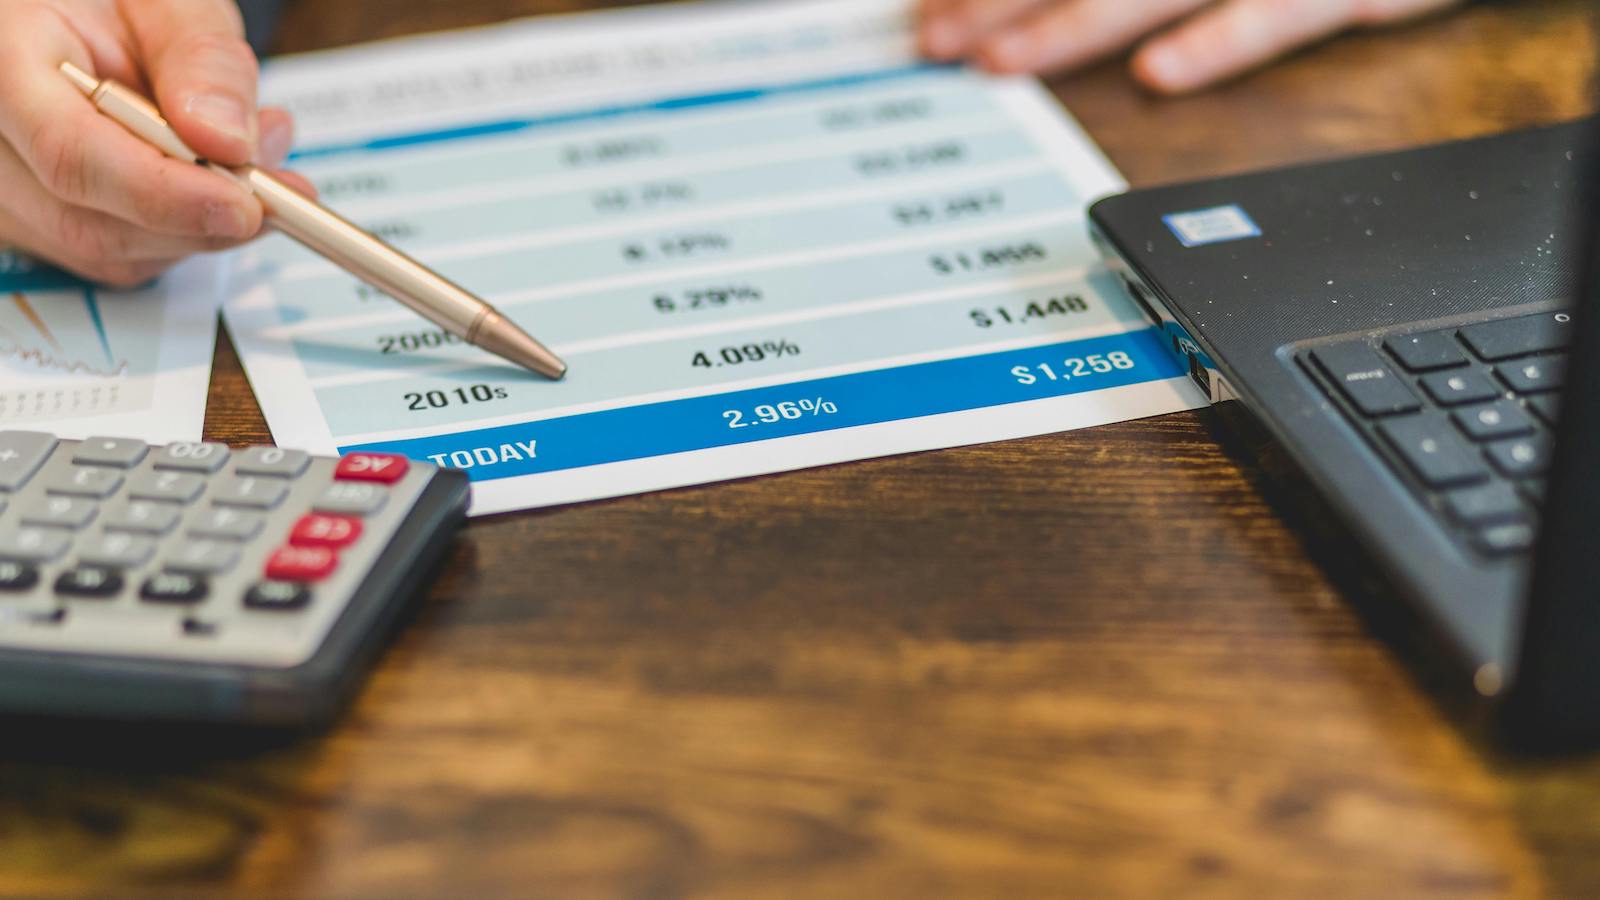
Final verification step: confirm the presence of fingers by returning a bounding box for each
[917,0,1052,59]
[118,0,259,166]
[258,106,294,169]
[1131,0,1463,94]
[0,142,234,287]
[0,203,174,288]
[0,3,263,241]
[1347,0,1465,27]
[45,0,147,92]
[976,0,1209,74]
[1131,0,1351,93]
[255,106,318,197]
[271,170,318,199]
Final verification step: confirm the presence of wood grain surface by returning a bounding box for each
[4,2,1598,898]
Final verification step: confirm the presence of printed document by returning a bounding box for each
[0,252,215,442]
[223,0,1206,515]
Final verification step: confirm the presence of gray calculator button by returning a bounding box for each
[47,467,124,499]
[127,470,205,504]
[79,532,156,569]
[314,481,388,516]
[212,476,288,510]
[188,507,264,541]
[0,527,71,562]
[72,437,148,468]
[163,540,240,575]
[20,496,97,530]
[235,447,310,478]
[0,432,58,491]
[105,501,181,535]
[153,441,230,473]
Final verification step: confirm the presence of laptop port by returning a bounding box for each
[1189,353,1213,396]
[1118,273,1162,326]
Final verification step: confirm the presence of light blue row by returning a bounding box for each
[255,126,1034,265]
[341,328,1185,481]
[291,219,1093,379]
[313,269,1142,437]
[295,68,990,199]
[263,169,1079,320]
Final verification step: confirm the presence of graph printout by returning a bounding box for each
[223,0,1205,515]
[0,252,216,442]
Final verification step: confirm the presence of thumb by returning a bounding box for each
[119,0,259,166]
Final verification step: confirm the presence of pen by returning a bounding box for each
[58,61,567,380]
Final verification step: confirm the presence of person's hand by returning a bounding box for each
[917,0,1466,94]
[0,0,312,286]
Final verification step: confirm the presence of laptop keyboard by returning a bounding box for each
[1304,309,1571,557]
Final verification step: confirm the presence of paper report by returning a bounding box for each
[223,0,1206,515]
[0,252,215,442]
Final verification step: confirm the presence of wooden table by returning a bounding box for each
[4,2,1597,897]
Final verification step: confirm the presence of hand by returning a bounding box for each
[917,0,1466,94]
[0,0,313,286]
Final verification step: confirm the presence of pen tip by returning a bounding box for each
[475,314,568,380]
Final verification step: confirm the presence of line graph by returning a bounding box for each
[0,258,123,377]
[0,248,211,438]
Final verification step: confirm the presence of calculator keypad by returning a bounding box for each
[0,433,434,668]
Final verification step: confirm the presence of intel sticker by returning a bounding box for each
[1162,205,1262,248]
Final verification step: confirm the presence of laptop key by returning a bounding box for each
[1385,332,1467,371]
[1485,436,1552,478]
[1451,401,1536,442]
[1310,343,1420,417]
[1528,394,1561,425]
[1519,479,1547,506]
[1443,482,1524,525]
[1378,416,1489,488]
[1419,370,1500,406]
[1458,312,1572,361]
[1495,357,1564,394]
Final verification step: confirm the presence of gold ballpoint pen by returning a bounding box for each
[59,62,567,380]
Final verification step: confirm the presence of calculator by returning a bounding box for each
[0,432,469,727]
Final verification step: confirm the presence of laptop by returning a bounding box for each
[1089,115,1599,748]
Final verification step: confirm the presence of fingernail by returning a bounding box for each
[186,92,253,144]
[259,119,293,168]
[204,201,251,239]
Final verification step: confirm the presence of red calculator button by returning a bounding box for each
[335,453,409,484]
[289,514,364,549]
[264,546,338,582]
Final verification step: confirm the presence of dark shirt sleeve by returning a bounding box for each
[238,0,285,56]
